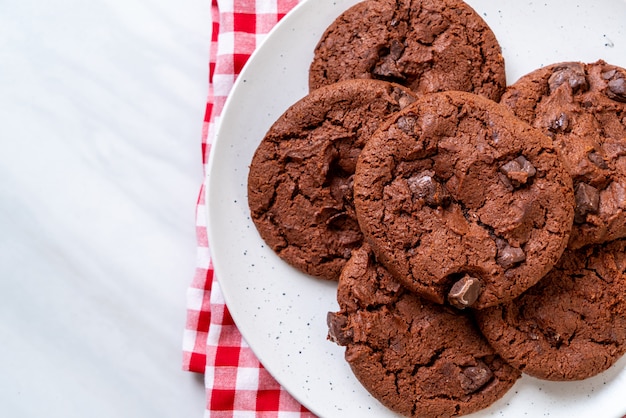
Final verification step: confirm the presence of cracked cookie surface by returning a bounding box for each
[248,79,416,280]
[309,0,506,101]
[501,60,626,249]
[327,244,520,417]
[475,239,626,381]
[354,91,574,308]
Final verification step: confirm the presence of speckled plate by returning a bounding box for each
[206,0,626,416]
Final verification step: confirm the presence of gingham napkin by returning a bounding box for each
[182,0,316,415]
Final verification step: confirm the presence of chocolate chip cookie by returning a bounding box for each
[248,79,416,280]
[500,60,626,249]
[327,244,520,417]
[309,0,506,101]
[354,91,575,309]
[475,239,626,381]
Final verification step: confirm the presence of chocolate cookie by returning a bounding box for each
[248,79,416,280]
[500,60,626,248]
[309,0,506,101]
[327,244,520,417]
[354,91,575,309]
[475,239,626,381]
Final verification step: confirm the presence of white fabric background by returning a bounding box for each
[0,0,210,416]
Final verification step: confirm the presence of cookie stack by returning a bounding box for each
[247,0,626,416]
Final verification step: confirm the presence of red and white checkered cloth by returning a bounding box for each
[182,0,316,415]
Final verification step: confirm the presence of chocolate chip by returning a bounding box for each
[408,171,450,207]
[608,76,626,102]
[397,93,416,110]
[602,69,617,80]
[373,40,406,80]
[548,63,588,94]
[602,67,626,101]
[459,361,493,394]
[327,312,352,346]
[543,327,563,348]
[448,274,482,309]
[389,39,405,60]
[496,239,526,269]
[396,114,417,134]
[574,182,600,223]
[588,152,608,169]
[497,172,514,191]
[548,112,570,133]
[499,156,536,188]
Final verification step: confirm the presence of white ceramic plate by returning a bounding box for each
[206,0,626,416]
